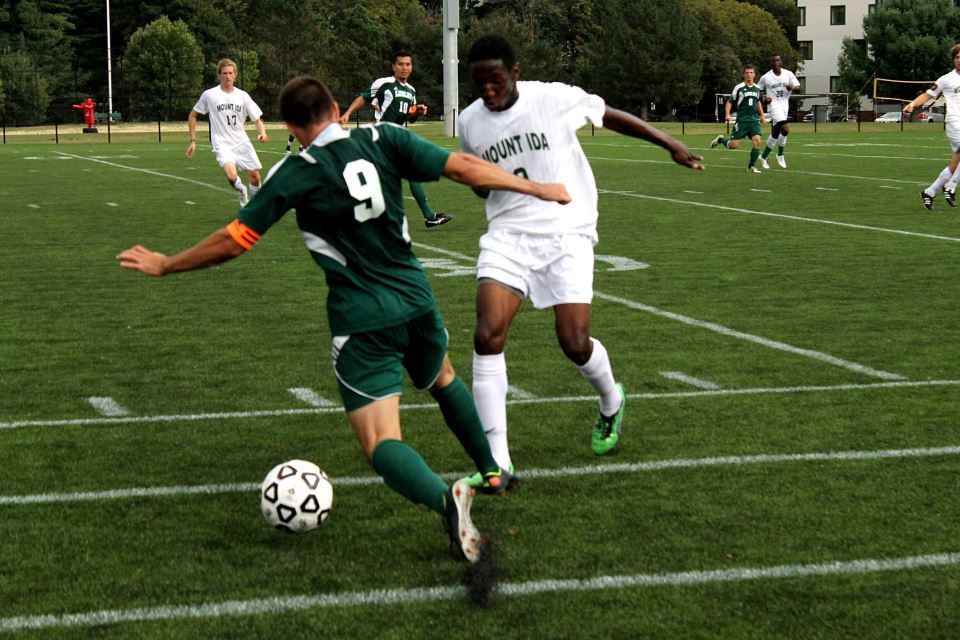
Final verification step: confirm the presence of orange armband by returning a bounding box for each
[227,219,261,250]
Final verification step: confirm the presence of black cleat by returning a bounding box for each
[425,213,454,228]
[920,190,934,211]
[944,186,956,207]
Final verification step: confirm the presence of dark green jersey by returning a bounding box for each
[236,123,448,335]
[728,82,762,123]
[362,76,416,125]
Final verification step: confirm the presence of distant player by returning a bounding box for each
[711,64,765,173]
[187,58,269,206]
[757,54,800,169]
[340,50,453,229]
[904,43,960,210]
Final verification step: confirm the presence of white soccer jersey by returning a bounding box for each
[927,69,960,125]
[757,68,799,122]
[192,85,263,151]
[458,81,605,239]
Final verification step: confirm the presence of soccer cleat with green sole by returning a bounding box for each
[592,383,625,456]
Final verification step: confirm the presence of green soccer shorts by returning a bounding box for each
[731,120,762,140]
[332,308,448,412]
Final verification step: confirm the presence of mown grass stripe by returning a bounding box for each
[4,444,960,506]
[2,553,957,632]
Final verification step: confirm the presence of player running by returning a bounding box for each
[711,64,766,173]
[757,54,801,169]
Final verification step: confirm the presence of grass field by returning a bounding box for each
[2,121,960,638]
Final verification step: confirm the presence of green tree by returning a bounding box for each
[838,0,960,102]
[741,0,797,46]
[123,16,203,120]
[0,49,50,123]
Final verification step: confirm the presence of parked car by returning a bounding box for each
[875,111,903,123]
[918,109,944,123]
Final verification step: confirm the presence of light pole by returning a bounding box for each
[106,0,114,118]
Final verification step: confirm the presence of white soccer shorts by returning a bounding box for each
[476,229,595,309]
[947,122,960,153]
[768,105,789,126]
[214,141,262,171]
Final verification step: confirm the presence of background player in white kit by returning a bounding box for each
[904,43,960,210]
[757,54,800,169]
[186,58,269,205]
[458,34,702,485]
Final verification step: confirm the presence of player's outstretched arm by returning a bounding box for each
[117,227,246,277]
[603,108,704,170]
[255,118,269,143]
[903,90,934,115]
[339,95,368,125]
[443,152,570,204]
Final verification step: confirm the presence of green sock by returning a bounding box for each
[761,147,770,159]
[750,148,760,166]
[409,181,436,220]
[371,439,446,514]
[778,146,785,156]
[431,376,499,475]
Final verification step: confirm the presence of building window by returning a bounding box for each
[830,5,846,25]
[797,76,806,91]
[830,76,841,92]
[798,41,813,60]
[798,6,806,26]
[868,4,876,14]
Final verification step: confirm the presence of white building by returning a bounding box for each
[795,0,877,110]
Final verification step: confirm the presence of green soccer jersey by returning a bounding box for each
[362,76,417,125]
[728,82,762,123]
[236,123,448,335]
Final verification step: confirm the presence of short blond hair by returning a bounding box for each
[217,58,237,73]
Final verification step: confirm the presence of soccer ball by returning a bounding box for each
[260,459,333,533]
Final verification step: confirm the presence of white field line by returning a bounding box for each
[596,189,960,243]
[414,242,905,380]
[52,152,229,192]
[659,371,720,390]
[287,387,336,407]
[5,443,960,507]
[507,385,537,399]
[86,397,129,417]
[1,552,958,633]
[2,379,958,432]
[594,292,904,380]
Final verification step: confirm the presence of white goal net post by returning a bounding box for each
[714,92,850,122]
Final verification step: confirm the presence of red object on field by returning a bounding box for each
[72,98,97,128]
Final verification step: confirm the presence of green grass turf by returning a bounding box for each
[1,121,959,637]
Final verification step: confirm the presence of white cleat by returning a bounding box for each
[760,157,770,169]
[239,190,249,206]
[748,166,762,173]
[443,480,481,563]
[776,155,787,169]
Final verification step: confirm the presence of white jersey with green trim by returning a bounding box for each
[927,69,960,125]
[458,81,605,240]
[192,85,263,150]
[757,68,799,122]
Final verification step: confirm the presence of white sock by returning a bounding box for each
[249,184,261,197]
[472,352,511,469]
[928,166,952,195]
[946,165,960,192]
[777,134,788,150]
[765,136,776,151]
[577,338,621,416]
[231,177,247,196]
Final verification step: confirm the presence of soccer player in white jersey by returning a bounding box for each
[904,43,960,211]
[457,34,702,484]
[186,58,269,206]
[757,54,800,169]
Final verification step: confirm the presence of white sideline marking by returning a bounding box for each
[85,397,129,417]
[287,387,336,407]
[683,190,704,194]
[879,185,902,190]
[2,379,957,431]
[1,552,957,632]
[52,152,229,192]
[27,204,40,209]
[659,371,720,390]
[816,187,839,192]
[507,385,537,399]
[594,292,904,380]
[5,443,960,506]
[597,189,960,243]
[185,201,196,205]
[749,189,772,193]
[106,202,119,207]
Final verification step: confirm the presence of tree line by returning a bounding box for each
[2,0,803,125]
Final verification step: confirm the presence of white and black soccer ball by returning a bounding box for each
[260,459,333,533]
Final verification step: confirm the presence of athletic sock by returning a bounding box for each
[761,136,776,158]
[946,165,960,192]
[249,184,260,198]
[431,376,499,475]
[929,166,953,195]
[231,177,245,194]
[749,147,760,167]
[577,338,621,417]
[371,439,447,515]
[409,181,436,220]
[472,352,511,470]
[777,134,788,155]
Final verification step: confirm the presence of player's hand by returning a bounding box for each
[258,132,269,143]
[671,146,704,170]
[724,114,733,122]
[539,183,571,204]
[764,96,772,104]
[186,141,195,158]
[116,245,168,277]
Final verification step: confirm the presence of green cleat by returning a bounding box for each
[592,383,625,456]
[462,464,517,494]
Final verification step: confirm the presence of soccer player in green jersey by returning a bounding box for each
[117,75,571,564]
[711,64,766,173]
[340,50,453,229]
